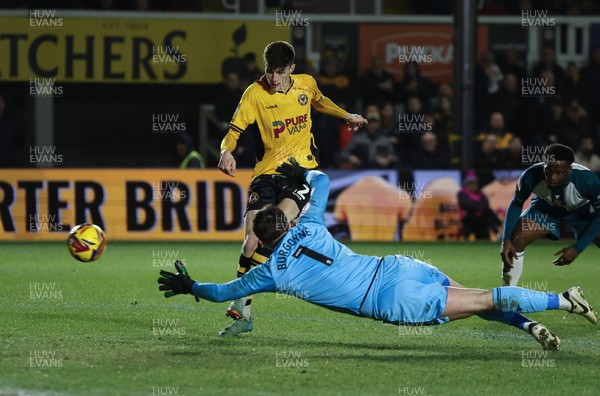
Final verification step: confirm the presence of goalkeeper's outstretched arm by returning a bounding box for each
[191,263,277,302]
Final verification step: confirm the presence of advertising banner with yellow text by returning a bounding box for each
[0,169,252,241]
[0,14,290,84]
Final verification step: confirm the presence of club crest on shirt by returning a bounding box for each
[298,94,308,106]
[248,192,259,204]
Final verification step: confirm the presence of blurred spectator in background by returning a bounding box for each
[475,50,504,128]
[477,112,514,150]
[505,136,526,169]
[316,57,353,109]
[433,95,461,167]
[429,82,452,111]
[574,136,600,173]
[581,48,600,134]
[0,93,24,167]
[525,70,563,146]
[359,56,397,105]
[477,51,504,95]
[563,61,590,107]
[240,52,262,86]
[474,133,506,169]
[176,134,205,168]
[497,48,527,84]
[398,61,436,104]
[397,95,426,158]
[374,145,398,170]
[314,105,345,169]
[557,100,589,149]
[409,131,450,169]
[339,112,396,169]
[380,101,396,133]
[457,171,500,240]
[488,73,524,134]
[214,71,243,131]
[532,47,565,86]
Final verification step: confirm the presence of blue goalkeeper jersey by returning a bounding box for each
[192,170,382,317]
[502,162,600,252]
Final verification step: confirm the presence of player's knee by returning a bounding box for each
[511,233,528,252]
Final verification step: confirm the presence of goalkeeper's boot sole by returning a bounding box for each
[563,286,598,324]
[218,318,253,337]
[527,323,560,351]
[225,298,246,320]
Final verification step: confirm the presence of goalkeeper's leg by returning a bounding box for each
[444,277,559,350]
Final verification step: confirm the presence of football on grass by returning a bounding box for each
[67,223,107,262]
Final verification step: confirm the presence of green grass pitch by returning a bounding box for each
[2,240,599,395]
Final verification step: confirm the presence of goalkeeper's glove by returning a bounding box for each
[275,157,307,187]
[157,260,199,301]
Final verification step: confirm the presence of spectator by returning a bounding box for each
[524,70,563,146]
[359,56,397,105]
[380,101,397,134]
[239,52,262,86]
[477,50,504,95]
[409,131,450,169]
[314,109,345,169]
[315,57,353,108]
[214,71,242,130]
[339,112,396,169]
[457,171,501,240]
[433,95,461,166]
[398,96,427,158]
[176,134,205,168]
[398,61,436,104]
[563,61,590,107]
[557,100,589,149]
[505,136,526,169]
[531,47,565,86]
[574,136,600,173]
[477,112,515,150]
[475,50,503,128]
[488,73,525,134]
[497,48,527,84]
[429,82,452,111]
[474,133,507,169]
[581,48,600,133]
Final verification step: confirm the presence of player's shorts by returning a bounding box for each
[246,174,311,213]
[522,201,593,241]
[365,255,450,325]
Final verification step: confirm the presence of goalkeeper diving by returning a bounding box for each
[158,162,597,350]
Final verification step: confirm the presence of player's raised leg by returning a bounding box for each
[501,217,549,286]
[220,197,301,337]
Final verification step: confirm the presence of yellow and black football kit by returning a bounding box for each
[220,73,350,295]
[220,74,349,180]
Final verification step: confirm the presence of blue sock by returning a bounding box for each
[492,287,553,313]
[547,294,560,309]
[478,311,531,330]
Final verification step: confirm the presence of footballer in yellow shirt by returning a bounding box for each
[217,41,367,336]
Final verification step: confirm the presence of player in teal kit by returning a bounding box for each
[158,162,598,350]
[501,143,600,286]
